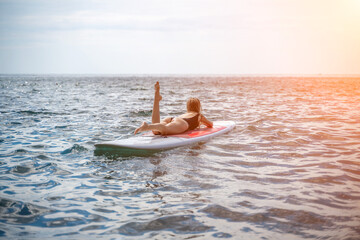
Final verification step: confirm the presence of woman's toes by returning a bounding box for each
[134,122,148,135]
[154,81,160,91]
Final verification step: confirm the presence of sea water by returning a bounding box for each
[0,75,359,239]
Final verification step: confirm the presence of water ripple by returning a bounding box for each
[105,215,212,236]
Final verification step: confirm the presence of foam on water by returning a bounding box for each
[0,75,360,239]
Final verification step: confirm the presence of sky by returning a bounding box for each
[0,0,360,75]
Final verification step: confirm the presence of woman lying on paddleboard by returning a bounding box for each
[134,82,213,135]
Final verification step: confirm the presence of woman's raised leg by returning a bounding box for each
[134,82,189,135]
[152,81,162,124]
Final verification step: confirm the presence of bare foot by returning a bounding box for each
[134,122,148,135]
[154,81,162,101]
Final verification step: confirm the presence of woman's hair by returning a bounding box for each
[186,97,201,113]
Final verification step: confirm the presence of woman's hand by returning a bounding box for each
[200,114,213,128]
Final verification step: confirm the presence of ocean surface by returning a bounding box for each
[0,75,359,239]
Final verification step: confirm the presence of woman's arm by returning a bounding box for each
[200,114,213,128]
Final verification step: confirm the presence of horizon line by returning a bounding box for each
[1,73,360,78]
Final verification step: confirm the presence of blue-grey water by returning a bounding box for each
[0,75,359,239]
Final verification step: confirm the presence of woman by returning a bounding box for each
[134,82,213,135]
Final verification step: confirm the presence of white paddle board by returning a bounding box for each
[95,121,235,155]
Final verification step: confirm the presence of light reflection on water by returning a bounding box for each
[0,75,360,239]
